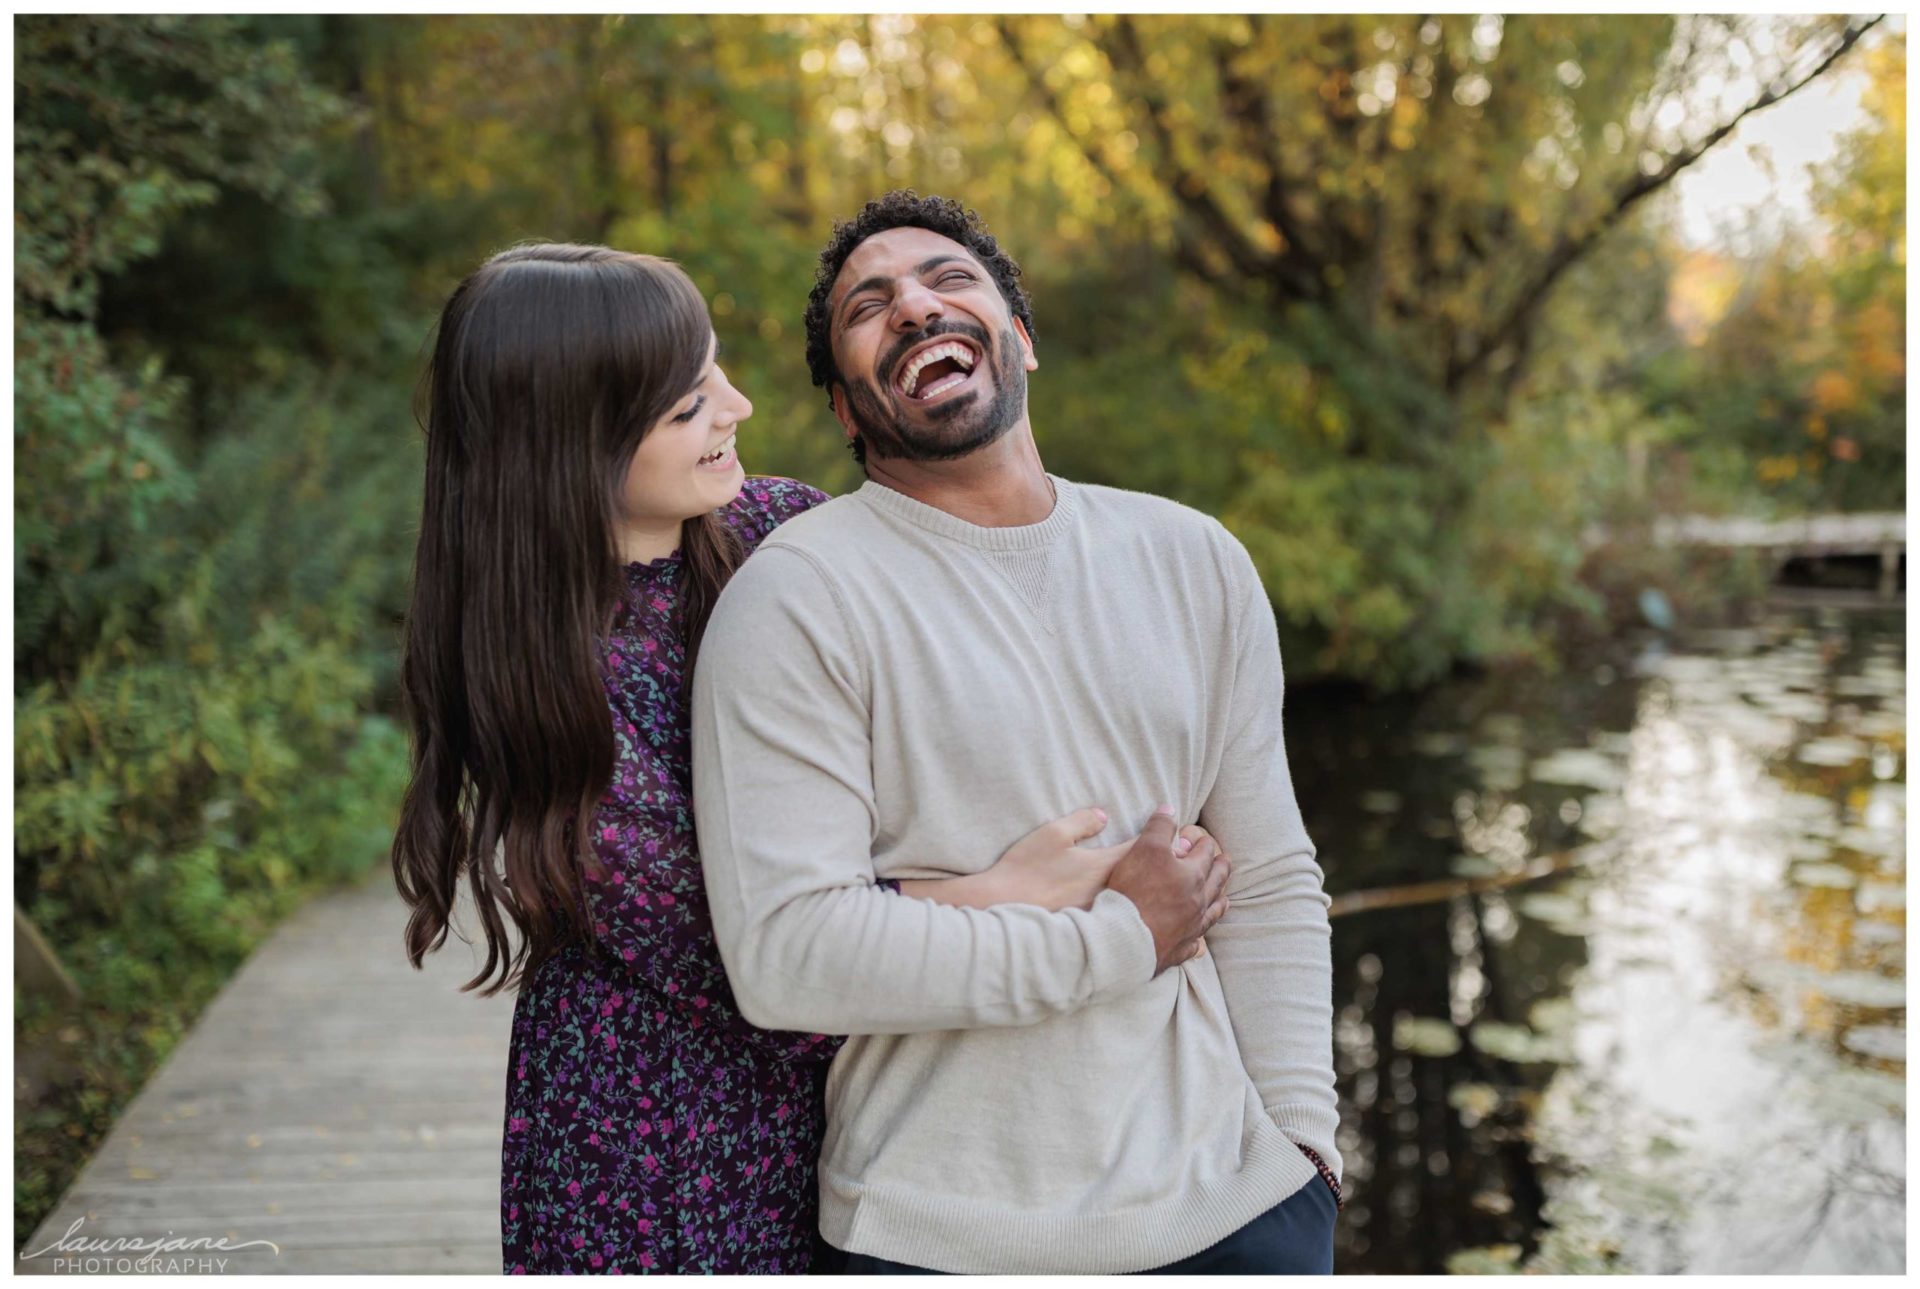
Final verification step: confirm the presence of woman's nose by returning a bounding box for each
[715,370,752,425]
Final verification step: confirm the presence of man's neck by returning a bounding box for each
[863,427,1055,528]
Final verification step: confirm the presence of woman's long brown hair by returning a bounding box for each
[392,244,743,995]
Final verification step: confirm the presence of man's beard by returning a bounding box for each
[843,324,1026,464]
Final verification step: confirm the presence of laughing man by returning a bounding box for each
[692,191,1341,1274]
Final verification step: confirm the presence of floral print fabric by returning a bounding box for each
[502,477,837,1274]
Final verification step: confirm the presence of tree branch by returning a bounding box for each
[1450,14,1885,390]
[992,19,1136,207]
[1096,15,1283,294]
[1215,18,1326,274]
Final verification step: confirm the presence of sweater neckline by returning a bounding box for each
[853,474,1077,552]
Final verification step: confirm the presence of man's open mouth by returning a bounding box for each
[894,338,981,403]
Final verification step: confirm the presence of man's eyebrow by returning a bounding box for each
[837,256,977,318]
[837,275,890,317]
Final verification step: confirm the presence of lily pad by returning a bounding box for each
[1758,692,1829,722]
[1855,711,1907,739]
[1836,673,1902,697]
[1479,714,1526,743]
[1816,971,1906,1009]
[1470,745,1527,792]
[1857,882,1906,914]
[1789,862,1859,889]
[1834,825,1904,861]
[1471,1189,1516,1216]
[1529,996,1579,1035]
[1776,792,1841,836]
[1361,790,1403,815]
[1785,835,1838,862]
[1516,892,1588,928]
[1450,853,1502,879]
[1797,736,1872,767]
[1841,1024,1906,1062]
[1446,1245,1524,1275]
[1412,731,1470,758]
[1530,749,1626,791]
[1470,1020,1573,1064]
[1447,1082,1502,1121]
[1393,1015,1463,1058]
[1577,795,1626,839]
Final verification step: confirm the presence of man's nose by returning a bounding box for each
[891,278,943,331]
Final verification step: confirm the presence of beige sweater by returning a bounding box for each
[691,476,1338,1274]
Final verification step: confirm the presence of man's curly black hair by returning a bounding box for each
[803,191,1035,464]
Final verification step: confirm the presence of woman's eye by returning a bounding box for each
[672,396,705,424]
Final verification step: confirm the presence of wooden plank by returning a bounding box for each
[51,1175,498,1207]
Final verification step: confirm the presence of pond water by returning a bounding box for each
[1291,601,1906,1274]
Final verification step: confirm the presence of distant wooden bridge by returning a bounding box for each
[16,871,514,1275]
[1613,511,1905,598]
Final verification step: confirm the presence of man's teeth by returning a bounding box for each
[916,372,968,399]
[699,434,736,465]
[901,341,976,395]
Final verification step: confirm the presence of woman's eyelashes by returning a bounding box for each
[672,395,707,425]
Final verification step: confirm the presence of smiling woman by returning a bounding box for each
[389,243,848,1273]
[613,329,753,567]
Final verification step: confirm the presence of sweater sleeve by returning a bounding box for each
[1196,533,1344,1183]
[691,546,1157,1036]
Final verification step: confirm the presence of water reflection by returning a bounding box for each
[1294,604,1905,1274]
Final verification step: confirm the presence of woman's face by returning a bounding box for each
[618,330,752,538]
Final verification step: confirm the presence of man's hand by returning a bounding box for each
[1106,806,1232,975]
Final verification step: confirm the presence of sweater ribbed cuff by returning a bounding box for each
[1085,888,1158,999]
[1268,1102,1343,1185]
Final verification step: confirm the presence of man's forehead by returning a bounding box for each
[830,227,979,305]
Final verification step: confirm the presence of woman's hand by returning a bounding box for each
[896,810,1227,948]
[896,808,1120,912]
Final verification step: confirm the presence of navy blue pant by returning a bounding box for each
[840,1176,1338,1275]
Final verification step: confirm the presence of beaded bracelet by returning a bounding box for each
[1295,1143,1344,1211]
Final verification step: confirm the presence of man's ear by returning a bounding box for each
[829,384,858,440]
[1012,316,1038,372]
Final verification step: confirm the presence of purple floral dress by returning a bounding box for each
[502,477,839,1274]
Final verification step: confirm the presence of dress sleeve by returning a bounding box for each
[583,800,843,1064]
[725,477,832,552]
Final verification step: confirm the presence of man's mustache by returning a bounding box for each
[877,321,993,390]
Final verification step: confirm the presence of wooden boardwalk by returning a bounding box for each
[16,869,515,1275]
[1649,510,1904,557]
